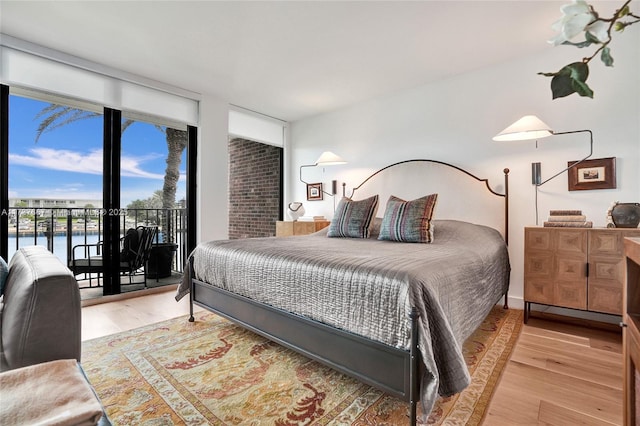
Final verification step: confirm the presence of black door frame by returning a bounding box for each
[186,125,197,256]
[0,85,9,261]
[102,107,122,295]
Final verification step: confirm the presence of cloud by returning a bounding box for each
[9,148,166,179]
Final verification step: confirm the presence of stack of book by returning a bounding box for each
[543,210,593,228]
[298,215,326,222]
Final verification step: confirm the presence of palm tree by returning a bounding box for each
[34,104,187,241]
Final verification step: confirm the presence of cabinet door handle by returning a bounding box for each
[620,322,628,328]
[585,262,589,277]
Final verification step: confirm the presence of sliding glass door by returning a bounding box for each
[0,85,195,296]
[120,113,188,284]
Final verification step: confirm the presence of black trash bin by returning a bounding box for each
[147,243,178,279]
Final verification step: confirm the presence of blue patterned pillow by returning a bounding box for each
[327,195,379,238]
[0,256,9,295]
[378,194,438,243]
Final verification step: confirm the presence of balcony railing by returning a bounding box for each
[6,207,187,285]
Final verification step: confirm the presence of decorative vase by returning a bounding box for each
[611,203,640,228]
[287,202,305,221]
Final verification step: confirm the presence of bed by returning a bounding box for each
[176,159,511,425]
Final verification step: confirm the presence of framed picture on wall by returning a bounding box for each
[307,183,323,201]
[567,157,616,191]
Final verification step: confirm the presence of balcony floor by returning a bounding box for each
[78,271,183,302]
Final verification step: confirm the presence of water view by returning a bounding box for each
[8,234,100,266]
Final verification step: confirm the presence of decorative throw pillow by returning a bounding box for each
[0,256,9,295]
[378,194,438,243]
[327,195,379,238]
[368,217,383,239]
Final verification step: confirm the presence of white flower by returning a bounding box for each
[586,20,609,42]
[548,0,595,45]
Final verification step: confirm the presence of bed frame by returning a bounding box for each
[189,159,510,425]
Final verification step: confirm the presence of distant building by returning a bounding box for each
[9,198,103,209]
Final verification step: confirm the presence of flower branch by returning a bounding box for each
[539,0,638,99]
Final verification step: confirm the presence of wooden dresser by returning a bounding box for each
[275,220,330,237]
[524,227,640,322]
[624,237,640,425]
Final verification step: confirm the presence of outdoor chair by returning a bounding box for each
[68,226,158,288]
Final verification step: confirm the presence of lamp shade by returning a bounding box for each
[315,151,347,165]
[493,115,554,141]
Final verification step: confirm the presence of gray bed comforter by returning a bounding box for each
[176,219,510,415]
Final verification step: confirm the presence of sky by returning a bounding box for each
[8,95,186,206]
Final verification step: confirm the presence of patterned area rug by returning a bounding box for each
[82,306,522,425]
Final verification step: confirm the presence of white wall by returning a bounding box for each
[289,31,640,314]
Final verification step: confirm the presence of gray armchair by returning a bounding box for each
[0,246,81,371]
[0,246,112,424]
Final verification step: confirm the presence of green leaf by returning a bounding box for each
[551,74,576,98]
[567,62,589,81]
[601,47,614,66]
[571,78,594,98]
[561,39,594,48]
[568,62,593,98]
[585,31,601,44]
[549,62,593,99]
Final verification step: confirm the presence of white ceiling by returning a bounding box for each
[0,1,609,122]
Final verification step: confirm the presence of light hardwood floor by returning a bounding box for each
[81,287,203,341]
[81,290,623,425]
[485,316,622,425]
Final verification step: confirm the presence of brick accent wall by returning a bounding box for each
[228,138,282,239]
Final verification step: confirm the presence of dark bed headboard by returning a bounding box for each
[348,159,510,244]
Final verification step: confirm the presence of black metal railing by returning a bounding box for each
[6,207,187,282]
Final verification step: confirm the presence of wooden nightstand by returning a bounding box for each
[275,220,330,237]
[524,226,640,322]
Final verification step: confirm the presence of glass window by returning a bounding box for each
[121,114,187,247]
[8,93,103,263]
